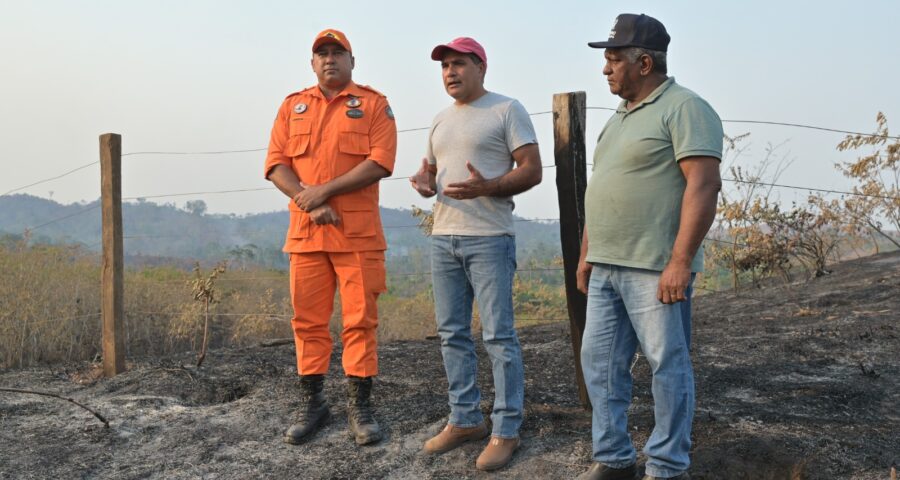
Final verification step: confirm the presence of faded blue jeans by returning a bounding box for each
[581,263,695,478]
[431,235,524,439]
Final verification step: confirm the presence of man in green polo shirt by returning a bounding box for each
[575,13,723,480]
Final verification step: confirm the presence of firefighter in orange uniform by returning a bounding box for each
[264,29,397,446]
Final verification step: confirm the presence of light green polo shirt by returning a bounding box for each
[585,77,723,272]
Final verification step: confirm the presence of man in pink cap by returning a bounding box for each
[410,36,543,471]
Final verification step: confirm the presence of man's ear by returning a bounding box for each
[640,54,654,76]
[351,55,356,70]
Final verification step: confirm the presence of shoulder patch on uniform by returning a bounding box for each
[284,86,316,101]
[357,84,387,98]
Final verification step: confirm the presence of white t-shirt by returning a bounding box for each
[426,91,538,236]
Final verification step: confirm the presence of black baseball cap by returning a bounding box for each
[588,13,670,52]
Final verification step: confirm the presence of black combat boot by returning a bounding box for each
[283,374,330,444]
[346,376,382,445]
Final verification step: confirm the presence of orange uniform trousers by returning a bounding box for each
[289,250,386,377]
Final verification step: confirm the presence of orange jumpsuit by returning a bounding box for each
[264,82,397,377]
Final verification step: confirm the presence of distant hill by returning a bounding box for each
[0,194,561,268]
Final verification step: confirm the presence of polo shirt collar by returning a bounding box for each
[616,77,676,114]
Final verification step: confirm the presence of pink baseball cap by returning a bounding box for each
[430,37,487,65]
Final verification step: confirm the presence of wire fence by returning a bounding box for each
[2,104,898,366]
[4,107,898,207]
[5,102,892,298]
[1,101,896,254]
[3,104,891,295]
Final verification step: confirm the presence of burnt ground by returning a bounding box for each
[0,252,898,479]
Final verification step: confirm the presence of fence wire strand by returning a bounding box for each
[5,107,897,202]
[0,161,100,198]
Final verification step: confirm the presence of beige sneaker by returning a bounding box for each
[423,422,489,454]
[475,436,520,471]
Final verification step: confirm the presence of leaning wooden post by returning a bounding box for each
[100,133,125,376]
[552,92,590,409]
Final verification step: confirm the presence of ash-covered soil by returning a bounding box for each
[1,252,898,479]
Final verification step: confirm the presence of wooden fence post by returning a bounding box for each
[100,133,125,376]
[552,92,590,409]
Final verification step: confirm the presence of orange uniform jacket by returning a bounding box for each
[264,82,397,253]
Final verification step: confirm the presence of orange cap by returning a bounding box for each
[312,29,352,54]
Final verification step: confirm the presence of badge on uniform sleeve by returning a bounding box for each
[293,103,308,114]
[385,106,394,120]
[345,97,361,108]
[346,108,364,119]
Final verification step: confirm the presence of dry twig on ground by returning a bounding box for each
[0,387,109,427]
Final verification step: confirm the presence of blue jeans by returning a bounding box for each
[431,235,524,439]
[581,264,694,478]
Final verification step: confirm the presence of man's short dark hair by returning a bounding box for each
[466,52,484,66]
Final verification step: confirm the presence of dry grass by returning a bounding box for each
[0,239,567,369]
[0,239,102,368]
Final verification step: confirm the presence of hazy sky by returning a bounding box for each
[2,1,898,221]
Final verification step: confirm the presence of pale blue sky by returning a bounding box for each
[1,1,898,220]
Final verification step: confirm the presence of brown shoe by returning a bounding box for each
[423,422,489,454]
[475,436,520,471]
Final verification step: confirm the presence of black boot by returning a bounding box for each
[283,374,331,444]
[346,376,382,445]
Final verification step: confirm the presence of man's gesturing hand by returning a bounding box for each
[409,158,436,197]
[443,162,494,200]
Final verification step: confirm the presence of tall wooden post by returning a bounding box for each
[553,92,590,409]
[100,133,125,376]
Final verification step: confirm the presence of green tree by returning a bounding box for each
[184,200,207,216]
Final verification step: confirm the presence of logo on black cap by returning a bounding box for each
[588,13,670,52]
